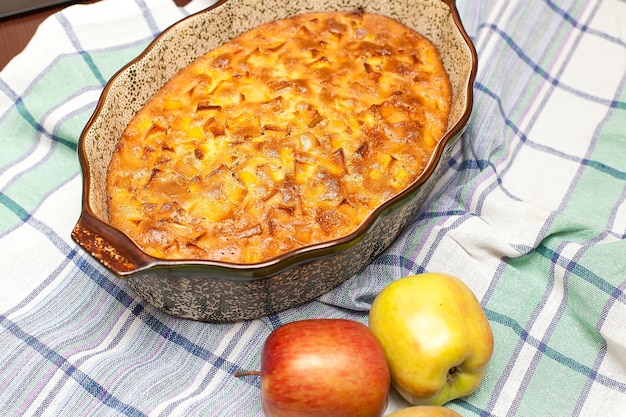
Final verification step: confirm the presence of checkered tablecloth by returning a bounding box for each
[1,0,625,415]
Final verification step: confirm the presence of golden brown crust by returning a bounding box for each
[107,11,451,263]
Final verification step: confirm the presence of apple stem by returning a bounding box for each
[448,366,461,379]
[234,370,261,378]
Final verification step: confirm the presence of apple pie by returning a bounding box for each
[106,10,452,263]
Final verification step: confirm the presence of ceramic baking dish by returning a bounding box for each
[72,0,477,322]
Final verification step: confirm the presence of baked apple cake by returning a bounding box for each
[106,10,452,263]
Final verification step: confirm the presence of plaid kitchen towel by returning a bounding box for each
[1,0,625,415]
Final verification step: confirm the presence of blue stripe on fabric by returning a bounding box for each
[543,0,626,48]
[371,254,427,274]
[448,157,510,199]
[265,314,283,330]
[55,14,107,86]
[456,158,493,172]
[575,277,626,415]
[1,257,260,412]
[508,239,570,412]
[485,308,626,392]
[0,81,77,152]
[474,82,626,181]
[81,260,257,384]
[16,98,76,150]
[0,32,153,130]
[0,87,99,193]
[480,23,626,110]
[135,0,162,36]
[415,209,468,221]
[1,183,258,388]
[455,399,497,417]
[0,215,257,411]
[0,314,147,417]
[0,183,76,240]
[536,244,626,302]
[474,81,528,141]
[574,340,609,417]
[0,177,83,256]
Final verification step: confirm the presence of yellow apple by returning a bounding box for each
[386,405,462,417]
[369,273,493,406]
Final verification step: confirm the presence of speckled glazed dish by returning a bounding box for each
[72,0,477,322]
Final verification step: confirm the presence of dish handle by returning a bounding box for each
[71,211,152,275]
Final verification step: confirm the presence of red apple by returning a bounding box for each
[260,318,390,417]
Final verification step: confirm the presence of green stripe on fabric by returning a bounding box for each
[54,108,95,149]
[515,356,582,417]
[0,192,29,222]
[536,244,621,298]
[0,145,78,233]
[10,99,77,151]
[485,235,622,402]
[487,255,549,328]
[89,43,151,81]
[23,55,101,120]
[576,239,626,289]
[79,51,107,87]
[585,90,626,180]
[486,308,603,380]
[585,159,626,181]
[0,111,39,166]
[557,171,626,237]
[13,99,45,138]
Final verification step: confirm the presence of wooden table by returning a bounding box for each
[0,0,190,71]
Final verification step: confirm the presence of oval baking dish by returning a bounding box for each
[72,0,477,322]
